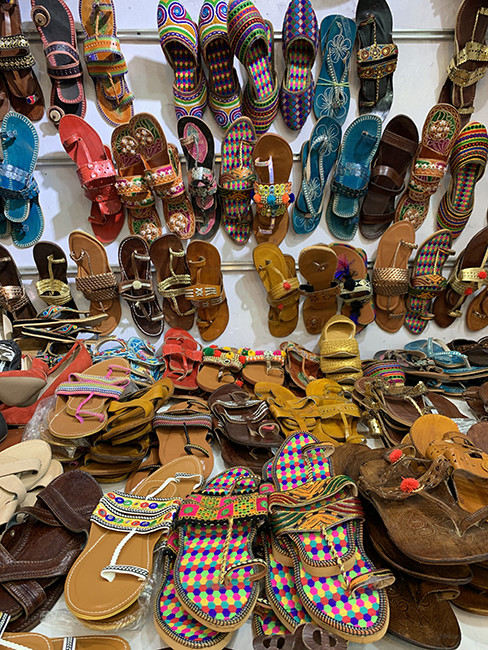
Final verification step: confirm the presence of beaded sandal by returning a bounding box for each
[34,241,77,312]
[197,345,243,392]
[239,347,286,386]
[92,337,162,386]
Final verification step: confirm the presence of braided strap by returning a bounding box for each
[185,283,225,307]
[356,43,398,79]
[178,492,268,524]
[372,267,410,296]
[115,175,155,209]
[0,34,35,70]
[267,276,300,304]
[76,273,118,302]
[36,278,71,306]
[153,411,213,431]
[0,285,29,313]
[409,273,448,301]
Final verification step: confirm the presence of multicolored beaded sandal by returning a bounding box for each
[130,112,195,240]
[92,337,163,386]
[228,0,279,134]
[173,467,266,631]
[218,116,256,244]
[252,134,294,245]
[405,229,455,335]
[157,0,207,120]
[239,348,286,385]
[197,345,243,392]
[79,0,134,126]
[280,0,318,131]
[437,121,488,238]
[198,0,242,129]
[395,104,461,230]
[111,122,162,243]
[178,116,219,240]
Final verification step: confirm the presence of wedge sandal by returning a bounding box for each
[298,245,339,334]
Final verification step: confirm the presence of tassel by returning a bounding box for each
[334,255,351,281]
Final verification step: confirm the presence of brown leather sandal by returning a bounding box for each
[298,245,339,335]
[280,341,322,390]
[118,235,163,338]
[0,243,36,320]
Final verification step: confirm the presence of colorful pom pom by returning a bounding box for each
[289,193,295,203]
[389,449,403,463]
[283,281,291,290]
[400,477,420,493]
[479,270,487,280]
[253,193,261,203]
[214,350,222,357]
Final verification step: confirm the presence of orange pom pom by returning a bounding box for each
[253,193,261,204]
[282,193,289,203]
[400,477,420,493]
[479,270,487,279]
[283,281,291,290]
[465,287,474,296]
[389,449,403,463]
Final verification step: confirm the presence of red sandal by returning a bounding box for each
[159,327,202,391]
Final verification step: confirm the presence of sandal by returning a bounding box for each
[395,104,461,230]
[240,347,285,386]
[228,0,279,134]
[131,112,195,240]
[298,244,340,334]
[111,122,162,243]
[118,235,164,338]
[405,229,455,335]
[0,111,44,248]
[197,0,242,129]
[79,0,134,125]
[359,114,419,239]
[252,134,294,245]
[306,378,363,444]
[280,0,318,131]
[51,636,129,650]
[59,115,124,243]
[280,341,321,390]
[319,314,362,385]
[372,221,417,333]
[31,0,85,126]
[218,116,256,245]
[326,114,382,241]
[437,122,488,238]
[92,337,162,386]
[150,234,195,331]
[0,243,36,320]
[157,0,207,120]
[197,345,243,392]
[178,116,219,240]
[33,241,77,311]
[186,241,229,341]
[293,116,341,235]
[159,327,202,391]
[438,0,488,125]
[433,226,488,328]
[313,15,356,124]
[253,383,322,439]
[253,243,300,337]
[69,230,121,336]
[0,0,44,121]
[355,0,398,118]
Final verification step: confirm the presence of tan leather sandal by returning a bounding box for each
[298,244,340,334]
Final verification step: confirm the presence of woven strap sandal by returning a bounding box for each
[228,0,279,134]
[0,243,35,320]
[93,337,162,386]
[197,346,243,392]
[118,235,164,338]
[0,0,44,121]
[178,116,219,240]
[150,234,194,331]
[31,0,85,126]
[319,314,362,385]
[395,104,461,230]
[131,112,195,240]
[299,245,340,335]
[252,134,294,245]
[157,0,207,120]
[240,348,286,386]
[280,341,321,390]
[198,0,242,129]
[186,241,229,341]
[69,230,121,336]
[254,383,322,438]
[59,115,124,243]
[437,122,488,238]
[355,0,398,118]
[111,122,162,244]
[438,0,488,125]
[373,221,417,333]
[253,243,300,337]
[405,230,455,335]
[33,241,77,311]
[160,327,202,391]
[433,226,488,328]
[80,0,134,125]
[280,0,318,131]
[219,116,256,245]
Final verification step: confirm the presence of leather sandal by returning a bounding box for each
[280,341,321,390]
[197,345,243,392]
[118,235,163,338]
[0,243,36,320]
[69,230,121,336]
[253,383,322,439]
[31,0,85,126]
[59,115,124,243]
[319,314,362,385]
[160,328,202,391]
[186,241,229,341]
[0,0,44,121]
[254,624,346,650]
[298,244,340,335]
[373,221,417,332]
[466,284,488,331]
[34,241,77,312]
[240,347,285,386]
[359,114,418,239]
[150,234,195,331]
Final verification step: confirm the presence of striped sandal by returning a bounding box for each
[436,121,488,238]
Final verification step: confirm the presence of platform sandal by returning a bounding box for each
[298,245,339,335]
[79,0,134,125]
[33,241,77,312]
[31,0,85,126]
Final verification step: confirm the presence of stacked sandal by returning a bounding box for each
[319,315,362,385]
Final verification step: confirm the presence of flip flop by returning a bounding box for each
[0,112,43,248]
[79,0,134,125]
[298,245,339,335]
[313,15,356,124]
[59,115,124,243]
[31,0,86,126]
[64,457,203,621]
[372,221,417,333]
[293,117,341,235]
[69,230,121,335]
[326,114,382,241]
[405,230,455,335]
[34,241,78,312]
[178,116,220,240]
[218,116,256,245]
